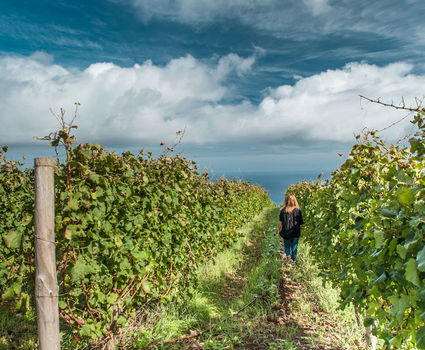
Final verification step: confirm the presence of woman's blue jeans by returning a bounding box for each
[284,237,299,262]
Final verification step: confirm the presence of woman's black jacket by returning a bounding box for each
[279,207,303,239]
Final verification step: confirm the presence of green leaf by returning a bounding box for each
[371,272,387,285]
[389,335,402,348]
[374,230,384,249]
[97,291,106,303]
[1,280,22,300]
[405,235,420,250]
[397,187,415,205]
[364,317,374,327]
[71,259,96,282]
[389,294,410,322]
[80,324,96,337]
[114,236,123,248]
[141,280,151,294]
[89,174,100,184]
[418,289,425,301]
[417,326,425,349]
[3,230,23,250]
[107,293,118,304]
[68,199,79,211]
[16,292,30,310]
[397,244,407,259]
[21,214,33,226]
[406,259,421,287]
[381,207,397,217]
[409,218,422,228]
[417,247,425,272]
[1,286,16,300]
[116,316,127,325]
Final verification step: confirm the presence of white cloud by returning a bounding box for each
[115,0,425,48]
[254,62,423,143]
[123,0,275,24]
[0,53,253,145]
[216,53,256,77]
[303,0,331,15]
[1,53,424,148]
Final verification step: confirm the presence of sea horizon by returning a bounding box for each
[215,169,326,205]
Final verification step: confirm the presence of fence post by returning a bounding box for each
[34,157,60,350]
[365,296,377,350]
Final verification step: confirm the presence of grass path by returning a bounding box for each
[273,249,366,350]
[229,208,366,350]
[143,207,366,350]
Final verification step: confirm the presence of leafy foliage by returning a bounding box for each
[287,110,425,349]
[0,138,270,346]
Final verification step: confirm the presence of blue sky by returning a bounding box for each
[1,0,425,174]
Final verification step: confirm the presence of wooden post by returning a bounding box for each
[354,306,377,349]
[365,296,377,350]
[34,157,60,350]
[365,324,377,350]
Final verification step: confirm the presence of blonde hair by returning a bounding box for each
[283,194,299,213]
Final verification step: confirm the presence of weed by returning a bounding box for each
[0,305,37,350]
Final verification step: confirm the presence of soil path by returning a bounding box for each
[235,267,352,350]
[278,264,348,350]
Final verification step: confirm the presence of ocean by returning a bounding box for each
[216,170,322,205]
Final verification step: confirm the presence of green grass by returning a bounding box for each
[279,234,366,349]
[0,304,37,350]
[0,303,91,350]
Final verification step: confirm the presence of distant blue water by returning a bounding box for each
[216,170,323,205]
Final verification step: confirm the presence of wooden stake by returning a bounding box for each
[34,157,60,350]
[365,297,377,350]
[365,324,377,350]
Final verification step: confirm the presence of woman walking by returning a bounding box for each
[278,194,303,264]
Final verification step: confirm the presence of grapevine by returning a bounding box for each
[287,108,425,349]
[0,125,271,346]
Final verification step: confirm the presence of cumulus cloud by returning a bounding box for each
[0,52,254,146]
[1,52,424,148]
[255,62,424,143]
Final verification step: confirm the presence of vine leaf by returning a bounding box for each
[417,326,425,349]
[374,230,384,249]
[388,294,410,322]
[397,244,407,259]
[397,187,415,205]
[1,280,22,300]
[141,280,151,294]
[3,230,23,250]
[417,247,425,272]
[71,259,96,282]
[405,259,421,287]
